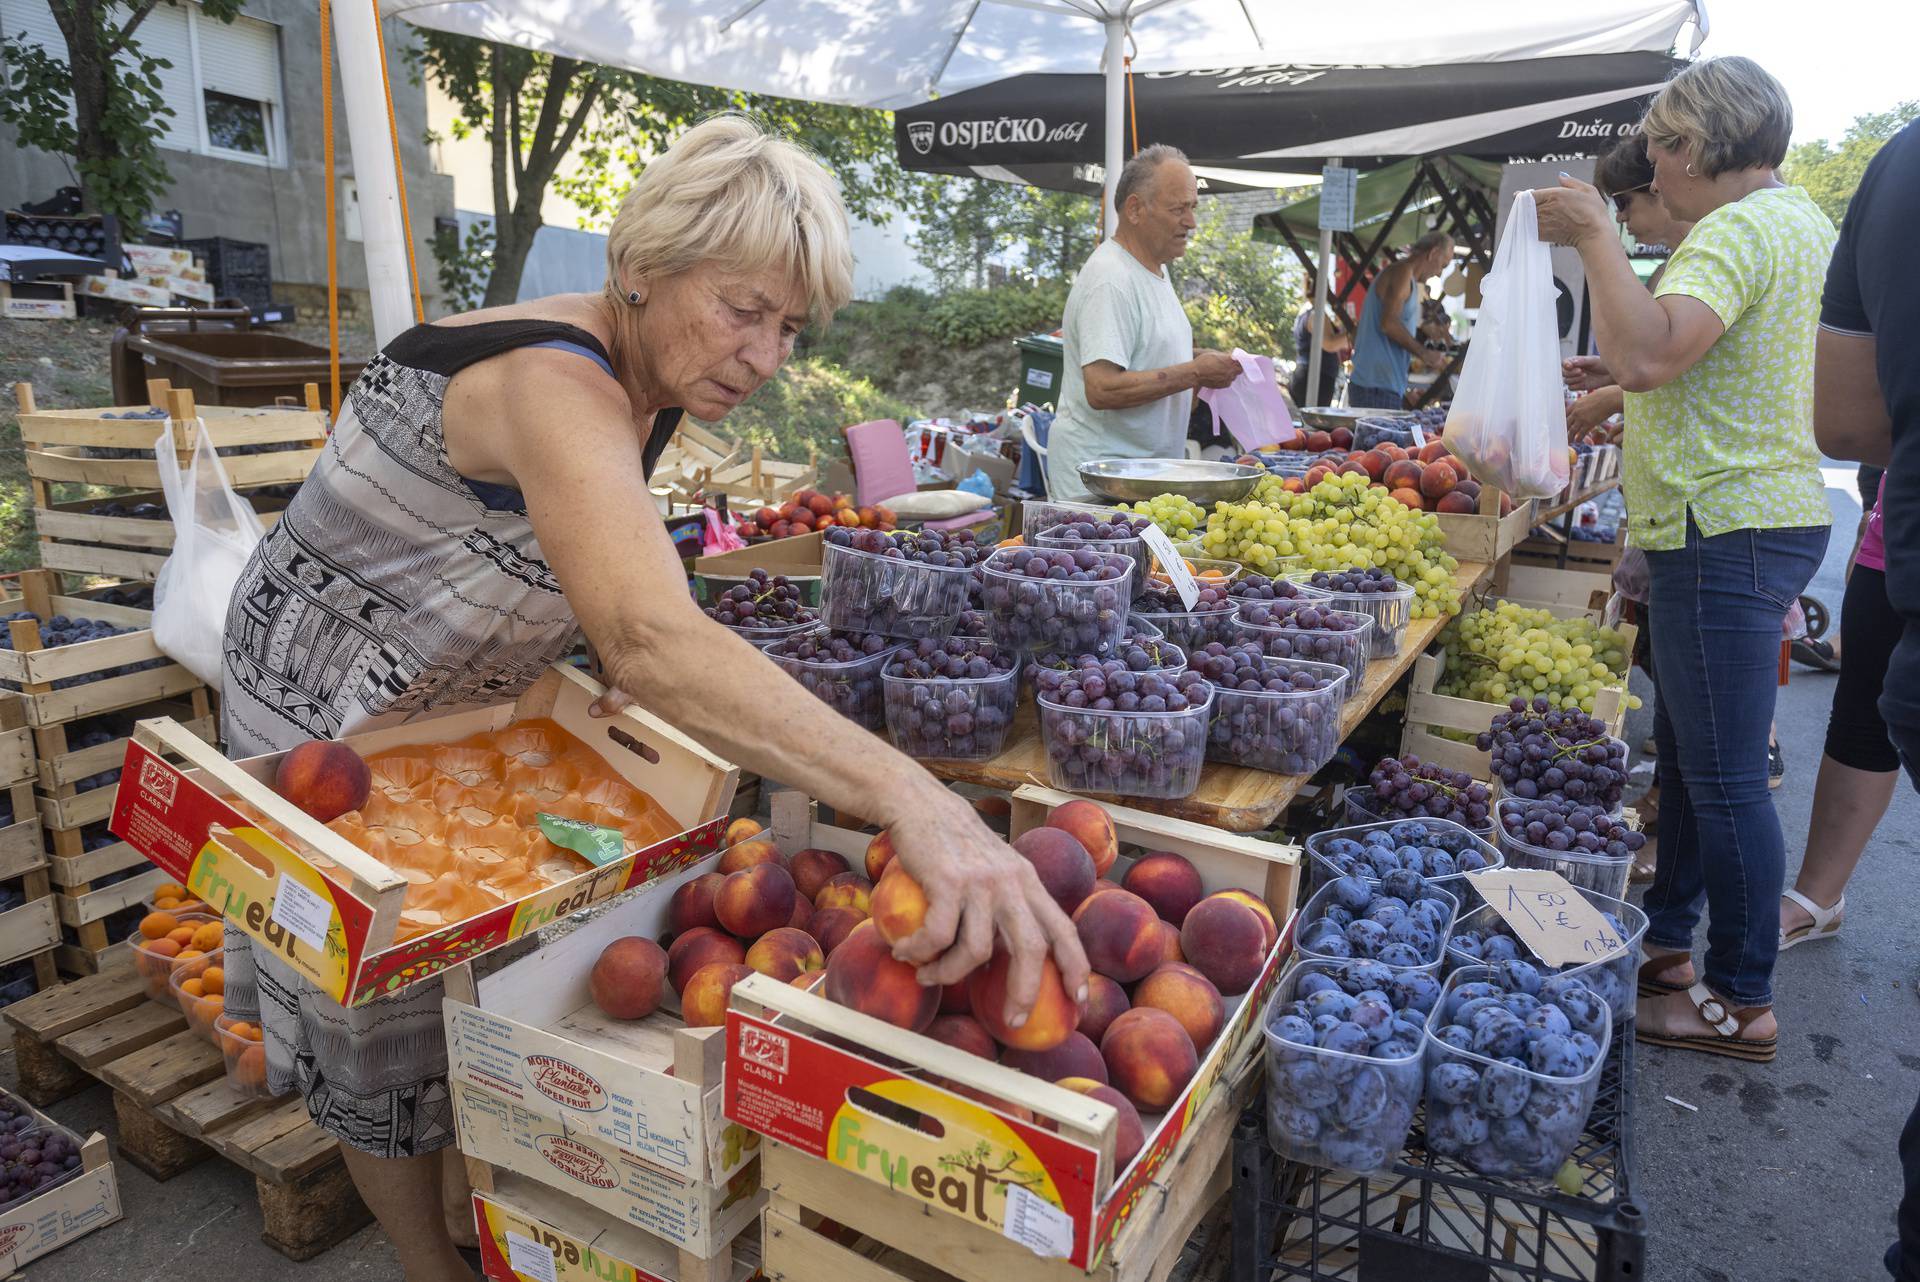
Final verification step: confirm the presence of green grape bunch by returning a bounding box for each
[1123,493,1208,542]
[1436,601,1641,714]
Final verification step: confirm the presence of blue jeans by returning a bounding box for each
[1347,382,1407,410]
[1641,518,1829,1007]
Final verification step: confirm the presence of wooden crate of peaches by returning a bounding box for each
[736,488,897,543]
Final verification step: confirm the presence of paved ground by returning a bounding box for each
[6,476,1911,1281]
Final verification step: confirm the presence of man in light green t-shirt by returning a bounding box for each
[1044,146,1241,500]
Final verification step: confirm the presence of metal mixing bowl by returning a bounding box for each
[1077,457,1263,505]
[1298,406,1415,429]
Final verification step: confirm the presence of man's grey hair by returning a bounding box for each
[1115,144,1190,212]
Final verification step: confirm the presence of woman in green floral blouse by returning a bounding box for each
[1534,56,1835,1062]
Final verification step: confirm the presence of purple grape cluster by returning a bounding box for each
[704,569,816,641]
[882,638,1019,760]
[1233,605,1370,699]
[1449,897,1641,1025]
[0,611,171,691]
[1298,873,1456,968]
[1037,515,1151,542]
[1228,573,1312,603]
[980,547,1133,657]
[1027,636,1185,693]
[1311,819,1496,885]
[1132,583,1237,650]
[1477,698,1627,809]
[1266,959,1441,1173]
[820,527,981,638]
[1424,965,1609,1179]
[1305,567,1402,595]
[1037,668,1213,798]
[1190,642,1342,773]
[765,629,897,730]
[1364,756,1493,829]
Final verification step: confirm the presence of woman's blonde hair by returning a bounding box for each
[604,113,853,324]
[1642,56,1793,179]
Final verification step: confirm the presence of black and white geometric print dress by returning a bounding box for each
[217,319,681,1157]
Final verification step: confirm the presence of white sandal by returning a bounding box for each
[1778,888,1844,952]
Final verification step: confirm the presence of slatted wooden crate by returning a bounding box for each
[0,695,59,994]
[2,964,371,1259]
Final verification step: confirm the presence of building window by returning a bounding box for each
[203,90,270,157]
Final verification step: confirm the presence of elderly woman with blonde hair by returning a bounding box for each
[1534,58,1834,1065]
[217,114,1087,1281]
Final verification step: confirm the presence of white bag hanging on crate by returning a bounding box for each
[151,421,266,692]
[1443,190,1570,499]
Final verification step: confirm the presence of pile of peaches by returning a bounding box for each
[589,802,1278,1171]
[738,489,897,542]
[1240,431,1513,516]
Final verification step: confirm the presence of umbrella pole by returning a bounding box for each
[1306,158,1338,405]
[1102,17,1125,237]
[332,0,416,345]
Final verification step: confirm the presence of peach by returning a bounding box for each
[681,961,754,1028]
[668,872,725,935]
[1046,800,1118,876]
[589,937,669,1020]
[1078,973,1131,1044]
[788,847,852,901]
[1217,889,1278,951]
[810,906,867,956]
[864,830,897,881]
[1120,852,1204,925]
[1100,1008,1198,1113]
[869,866,931,945]
[1072,890,1165,983]
[823,922,939,1031]
[969,951,1076,1052]
[1132,963,1224,1054]
[1012,828,1094,912]
[924,1013,997,1060]
[725,817,764,844]
[667,927,747,994]
[274,740,372,823]
[1057,1078,1145,1170]
[1383,459,1424,491]
[814,872,874,914]
[714,863,797,938]
[939,980,975,1015]
[719,837,784,874]
[1145,920,1185,968]
[745,927,824,983]
[1001,1031,1108,1085]
[788,893,813,932]
[1420,463,1456,500]
[1179,894,1269,995]
[1437,490,1477,514]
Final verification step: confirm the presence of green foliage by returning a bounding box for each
[1177,204,1301,357]
[925,281,1069,346]
[907,176,1096,288]
[1784,101,1920,226]
[431,220,496,312]
[704,358,920,464]
[0,0,241,223]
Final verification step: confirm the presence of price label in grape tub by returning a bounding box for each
[1138,523,1199,608]
[1465,868,1622,967]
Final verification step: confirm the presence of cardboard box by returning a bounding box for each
[124,244,195,273]
[0,282,76,320]
[81,275,171,307]
[472,1174,756,1282]
[109,665,739,1006]
[0,1099,120,1273]
[141,273,214,303]
[692,530,823,604]
[724,788,1299,1272]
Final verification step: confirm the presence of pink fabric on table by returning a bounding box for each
[1859,474,1887,572]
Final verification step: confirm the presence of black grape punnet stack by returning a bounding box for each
[1132,582,1237,650]
[881,637,1019,761]
[703,569,816,641]
[1233,601,1371,699]
[1192,642,1345,774]
[1497,797,1646,895]
[1037,665,1213,798]
[1027,636,1185,694]
[1295,567,1414,658]
[1227,572,1314,603]
[819,526,982,638]
[1036,516,1153,598]
[1363,755,1493,829]
[1305,567,1401,595]
[765,628,896,730]
[1477,697,1627,810]
[980,547,1133,658]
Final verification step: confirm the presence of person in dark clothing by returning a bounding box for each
[1288,272,1350,408]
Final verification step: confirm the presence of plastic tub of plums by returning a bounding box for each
[1232,603,1374,704]
[1263,958,1441,1173]
[1420,963,1613,1182]
[764,628,900,732]
[1130,582,1241,652]
[1283,568,1415,658]
[978,546,1135,659]
[881,637,1020,761]
[1036,667,1214,799]
[1294,872,1459,973]
[1447,889,1647,1028]
[819,527,982,640]
[1304,818,1503,895]
[1191,644,1347,775]
[0,1109,86,1213]
[1494,797,1643,899]
[1035,516,1154,597]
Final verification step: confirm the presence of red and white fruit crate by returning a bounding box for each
[724,786,1300,1280]
[107,664,738,1007]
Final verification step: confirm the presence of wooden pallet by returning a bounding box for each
[2,964,371,1260]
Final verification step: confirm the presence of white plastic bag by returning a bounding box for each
[1443,191,1569,499]
[152,422,266,692]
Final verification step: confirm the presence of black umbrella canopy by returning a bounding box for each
[895,51,1682,193]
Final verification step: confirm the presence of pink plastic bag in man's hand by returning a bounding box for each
[1198,350,1293,452]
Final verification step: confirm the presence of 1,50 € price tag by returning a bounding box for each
[1463,867,1623,968]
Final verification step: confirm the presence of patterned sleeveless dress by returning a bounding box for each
[218,319,681,1156]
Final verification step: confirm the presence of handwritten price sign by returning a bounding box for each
[1464,868,1623,968]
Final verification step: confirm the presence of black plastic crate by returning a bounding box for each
[182,236,272,307]
[1231,1034,1645,1281]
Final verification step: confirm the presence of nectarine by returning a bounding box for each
[668,872,725,935]
[681,961,754,1028]
[714,863,797,938]
[814,872,874,914]
[667,927,747,994]
[788,848,851,901]
[810,906,868,956]
[1001,1031,1108,1085]
[864,830,897,881]
[1046,800,1118,876]
[970,951,1077,1052]
[1058,1078,1145,1169]
[590,937,668,1020]
[1101,1007,1198,1112]
[1012,827,1094,911]
[274,740,372,823]
[1120,851,1204,925]
[924,1013,997,1059]
[823,922,939,1031]
[1073,890,1165,983]
[1078,973,1131,1044]
[1132,962,1224,1053]
[1179,894,1269,995]
[744,927,824,983]
[869,866,929,945]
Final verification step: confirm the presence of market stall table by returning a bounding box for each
[929,559,1493,831]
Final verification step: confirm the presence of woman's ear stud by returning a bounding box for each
[627,289,642,305]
